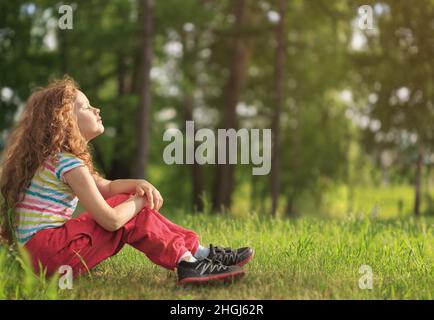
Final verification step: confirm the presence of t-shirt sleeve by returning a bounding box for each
[55,152,86,183]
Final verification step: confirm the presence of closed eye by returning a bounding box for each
[82,105,97,111]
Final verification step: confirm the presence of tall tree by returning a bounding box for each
[212,0,252,212]
[134,0,154,179]
[270,0,287,217]
[414,146,424,216]
[352,0,434,216]
[179,27,205,212]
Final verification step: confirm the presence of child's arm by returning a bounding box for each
[93,175,163,211]
[65,166,147,232]
[92,174,112,199]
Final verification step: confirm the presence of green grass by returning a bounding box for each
[0,245,59,299]
[2,212,431,300]
[229,182,434,220]
[2,182,433,299]
[321,184,430,219]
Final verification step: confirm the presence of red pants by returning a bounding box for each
[23,193,200,277]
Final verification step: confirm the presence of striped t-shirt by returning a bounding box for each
[15,152,85,244]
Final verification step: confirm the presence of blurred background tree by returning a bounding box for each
[1,0,433,218]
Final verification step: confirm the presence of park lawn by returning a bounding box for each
[1,212,433,300]
[59,213,433,299]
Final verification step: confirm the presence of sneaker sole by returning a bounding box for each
[178,270,245,285]
[236,249,255,267]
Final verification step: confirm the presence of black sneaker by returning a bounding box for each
[177,258,245,285]
[207,244,255,267]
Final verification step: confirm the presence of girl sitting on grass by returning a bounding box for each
[0,77,254,285]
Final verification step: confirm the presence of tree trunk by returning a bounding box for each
[271,0,286,217]
[179,29,205,212]
[285,119,300,218]
[285,128,300,217]
[106,53,131,179]
[426,163,433,215]
[183,94,205,212]
[345,132,354,214]
[212,0,251,213]
[133,0,154,179]
[285,189,298,217]
[414,145,424,216]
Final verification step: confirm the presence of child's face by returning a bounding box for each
[73,91,104,141]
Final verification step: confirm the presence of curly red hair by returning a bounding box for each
[0,76,98,244]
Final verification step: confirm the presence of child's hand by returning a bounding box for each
[135,180,164,211]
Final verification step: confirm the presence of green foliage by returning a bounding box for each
[351,0,434,168]
[1,0,433,215]
[1,0,433,301]
[0,245,59,299]
[48,212,433,299]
